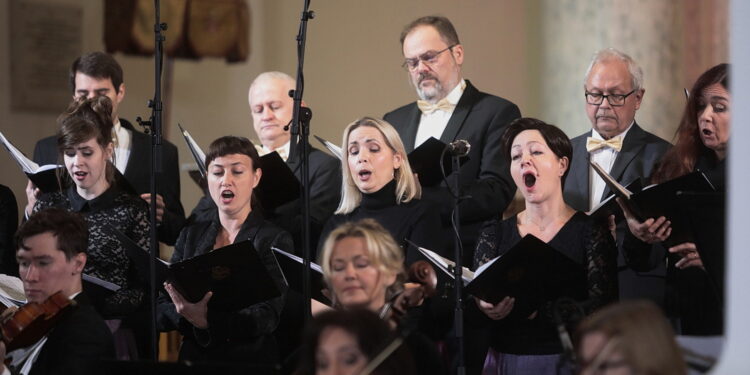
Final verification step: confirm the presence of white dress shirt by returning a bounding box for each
[414,79,466,148]
[588,122,634,211]
[259,140,291,162]
[112,119,132,174]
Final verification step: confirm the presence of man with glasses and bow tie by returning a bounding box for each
[384,16,521,262]
[564,48,671,304]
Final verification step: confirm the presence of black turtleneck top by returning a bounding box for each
[318,180,444,264]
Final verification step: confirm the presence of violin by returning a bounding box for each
[0,291,75,352]
[385,260,438,323]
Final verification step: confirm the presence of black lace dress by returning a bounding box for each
[34,185,150,318]
[470,212,618,358]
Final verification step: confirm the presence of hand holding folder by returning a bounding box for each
[591,161,715,247]
[111,226,281,311]
[0,131,64,193]
[416,235,586,319]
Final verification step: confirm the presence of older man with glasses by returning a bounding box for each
[563,48,671,307]
[383,15,521,264]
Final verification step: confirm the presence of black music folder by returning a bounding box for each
[418,235,586,319]
[314,135,342,159]
[271,247,330,305]
[408,137,469,187]
[0,131,64,193]
[257,151,301,211]
[82,273,121,304]
[587,178,643,221]
[591,162,715,247]
[112,226,281,311]
[178,123,207,179]
[677,191,726,303]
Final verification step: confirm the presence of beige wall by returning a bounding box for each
[0,0,727,223]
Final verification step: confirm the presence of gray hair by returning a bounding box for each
[583,48,644,92]
[248,71,296,102]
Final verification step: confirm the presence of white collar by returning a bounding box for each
[590,121,634,141]
[444,79,466,105]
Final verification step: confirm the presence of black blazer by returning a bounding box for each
[563,123,671,304]
[384,80,520,252]
[156,210,291,364]
[32,119,186,245]
[563,122,671,212]
[0,185,18,276]
[28,293,115,375]
[274,143,342,250]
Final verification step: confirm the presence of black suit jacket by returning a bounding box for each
[275,143,341,248]
[0,185,18,276]
[563,123,671,303]
[384,80,520,253]
[563,123,671,212]
[27,293,114,375]
[32,119,186,245]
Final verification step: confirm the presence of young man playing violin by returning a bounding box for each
[0,208,113,375]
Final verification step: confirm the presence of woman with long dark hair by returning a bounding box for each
[621,63,730,335]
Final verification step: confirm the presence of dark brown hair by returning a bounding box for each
[295,309,415,375]
[399,15,460,47]
[69,52,124,94]
[16,207,88,260]
[204,136,261,171]
[651,63,730,183]
[57,96,116,184]
[501,117,573,187]
[205,136,262,212]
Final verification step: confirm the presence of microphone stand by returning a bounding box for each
[135,0,166,361]
[287,0,315,323]
[450,151,468,375]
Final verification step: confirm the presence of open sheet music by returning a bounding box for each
[590,160,715,246]
[177,123,207,179]
[417,235,586,319]
[0,131,63,193]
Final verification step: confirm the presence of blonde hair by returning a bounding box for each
[336,117,421,214]
[319,219,406,302]
[576,300,687,375]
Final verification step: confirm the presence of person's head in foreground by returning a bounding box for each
[15,207,88,303]
[575,300,686,375]
[297,308,415,375]
[319,219,405,312]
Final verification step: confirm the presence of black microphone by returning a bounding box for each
[447,139,471,156]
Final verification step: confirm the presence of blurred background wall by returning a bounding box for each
[0,0,728,224]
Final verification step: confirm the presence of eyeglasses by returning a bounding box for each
[585,90,636,106]
[402,45,456,71]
